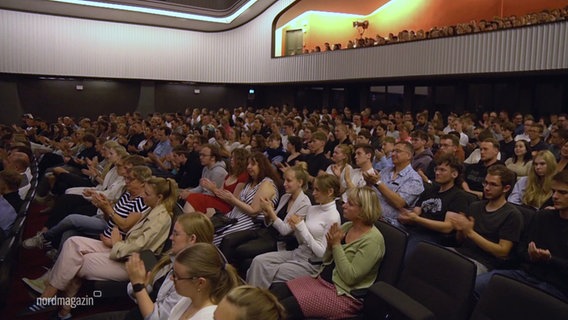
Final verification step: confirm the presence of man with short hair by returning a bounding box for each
[448,164,523,274]
[499,122,516,161]
[399,154,469,251]
[364,141,424,226]
[346,144,375,193]
[463,138,503,199]
[419,134,459,184]
[179,144,227,199]
[475,170,568,301]
[528,123,549,155]
[411,130,433,174]
[306,131,333,181]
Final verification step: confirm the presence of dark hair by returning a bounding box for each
[230,148,250,177]
[512,140,532,164]
[440,134,459,147]
[487,164,516,188]
[434,154,463,186]
[287,136,303,152]
[552,170,568,185]
[248,152,281,186]
[410,130,428,141]
[202,144,221,162]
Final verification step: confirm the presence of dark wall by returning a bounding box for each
[0,73,566,125]
[17,78,140,122]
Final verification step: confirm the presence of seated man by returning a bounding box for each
[364,141,424,227]
[448,164,523,274]
[463,138,503,199]
[398,154,469,254]
[179,144,227,200]
[0,169,24,212]
[2,150,31,200]
[475,170,568,302]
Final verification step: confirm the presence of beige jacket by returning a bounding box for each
[110,203,172,260]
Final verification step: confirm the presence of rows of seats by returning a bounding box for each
[0,156,39,308]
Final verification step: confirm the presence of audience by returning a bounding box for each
[5,105,568,318]
[271,186,384,319]
[214,285,286,320]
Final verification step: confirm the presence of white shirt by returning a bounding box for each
[168,297,216,320]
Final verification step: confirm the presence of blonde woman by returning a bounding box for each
[508,150,557,209]
[23,176,176,319]
[272,186,385,319]
[214,286,286,320]
[168,243,242,319]
[325,144,353,194]
[247,173,340,288]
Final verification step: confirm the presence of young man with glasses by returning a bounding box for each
[179,144,227,200]
[448,164,522,274]
[364,141,423,227]
[475,170,568,302]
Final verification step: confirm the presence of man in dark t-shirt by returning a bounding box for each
[399,154,469,253]
[463,138,503,199]
[305,131,332,180]
[475,170,568,302]
[449,164,523,273]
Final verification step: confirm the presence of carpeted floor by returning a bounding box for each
[0,203,134,320]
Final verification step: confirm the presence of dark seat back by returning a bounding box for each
[374,220,408,285]
[471,274,568,320]
[398,242,477,320]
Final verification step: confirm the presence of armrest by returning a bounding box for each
[368,282,435,320]
[308,257,323,265]
[350,288,368,299]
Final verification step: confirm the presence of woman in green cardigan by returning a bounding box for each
[271,186,385,319]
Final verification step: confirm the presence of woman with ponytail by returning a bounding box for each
[214,285,286,320]
[169,243,242,319]
[22,176,176,319]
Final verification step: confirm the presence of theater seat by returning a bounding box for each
[364,241,476,320]
[470,274,568,320]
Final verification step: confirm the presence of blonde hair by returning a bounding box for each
[286,162,309,190]
[346,186,382,225]
[175,243,242,304]
[130,166,152,184]
[522,150,557,208]
[334,144,353,165]
[148,212,214,284]
[224,285,286,320]
[145,177,178,213]
[314,173,340,198]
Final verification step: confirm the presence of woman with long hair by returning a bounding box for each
[508,150,557,209]
[168,243,242,319]
[213,153,280,248]
[325,144,353,195]
[247,173,341,289]
[505,139,533,179]
[23,177,176,319]
[184,148,250,215]
[271,186,385,319]
[80,213,215,320]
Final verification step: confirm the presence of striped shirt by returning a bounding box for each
[213,178,278,246]
[103,191,148,238]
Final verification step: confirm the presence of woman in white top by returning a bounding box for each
[168,243,241,320]
[326,144,353,195]
[247,173,341,289]
[505,139,532,179]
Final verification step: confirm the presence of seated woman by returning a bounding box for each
[212,152,280,250]
[169,243,242,319]
[247,173,341,288]
[23,176,176,319]
[284,136,305,167]
[223,163,312,274]
[80,212,215,320]
[505,139,532,179]
[214,286,286,320]
[271,186,385,319]
[42,154,145,231]
[22,165,151,256]
[184,148,249,215]
[326,144,353,195]
[508,150,557,209]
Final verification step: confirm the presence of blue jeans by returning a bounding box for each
[44,214,107,250]
[475,269,568,302]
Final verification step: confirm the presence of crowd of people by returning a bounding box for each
[292,6,568,55]
[0,103,567,319]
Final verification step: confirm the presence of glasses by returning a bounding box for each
[171,272,200,282]
[482,181,502,188]
[392,149,409,154]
